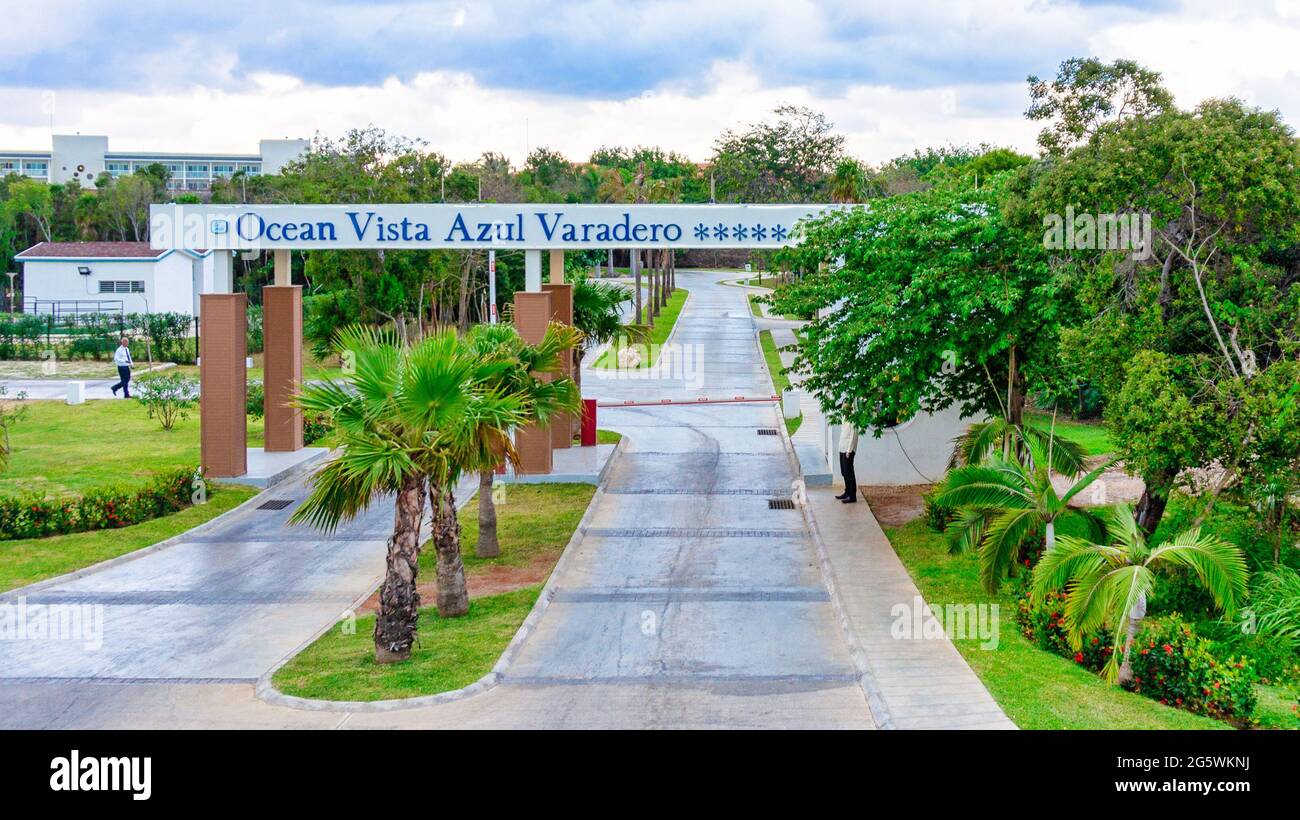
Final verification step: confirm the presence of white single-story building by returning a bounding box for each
[15,242,223,316]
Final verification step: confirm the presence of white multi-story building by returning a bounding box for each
[0,134,308,191]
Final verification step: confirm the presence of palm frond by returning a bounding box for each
[1147,529,1248,616]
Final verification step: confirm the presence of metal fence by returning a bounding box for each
[22,298,126,319]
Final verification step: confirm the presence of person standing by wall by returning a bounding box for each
[836,423,859,503]
[110,337,133,398]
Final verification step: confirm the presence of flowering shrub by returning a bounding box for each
[1015,586,1114,671]
[1126,616,1258,723]
[1015,587,1258,723]
[0,467,202,540]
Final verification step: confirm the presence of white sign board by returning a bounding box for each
[150,203,840,251]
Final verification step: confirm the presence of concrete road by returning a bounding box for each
[0,270,874,729]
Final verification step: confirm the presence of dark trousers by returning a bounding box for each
[839,451,857,500]
[112,365,132,397]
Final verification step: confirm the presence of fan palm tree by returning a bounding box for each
[290,325,526,662]
[937,434,1112,592]
[463,321,583,558]
[828,158,867,203]
[1031,504,1248,684]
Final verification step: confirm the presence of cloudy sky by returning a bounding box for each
[2,0,1299,165]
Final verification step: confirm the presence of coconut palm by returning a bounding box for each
[290,325,526,662]
[828,158,868,203]
[1032,504,1248,684]
[937,434,1112,592]
[463,321,583,558]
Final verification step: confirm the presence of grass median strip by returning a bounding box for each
[0,484,258,593]
[272,482,595,702]
[593,287,688,369]
[758,329,801,436]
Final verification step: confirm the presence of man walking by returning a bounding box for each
[835,423,859,504]
[110,337,133,398]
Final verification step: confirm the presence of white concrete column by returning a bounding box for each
[524,249,542,292]
[213,250,234,294]
[273,249,291,287]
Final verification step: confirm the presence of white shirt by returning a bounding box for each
[113,346,133,368]
[841,425,859,454]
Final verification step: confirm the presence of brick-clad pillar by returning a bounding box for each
[200,294,247,478]
[514,291,553,475]
[263,285,304,452]
[542,282,574,450]
[548,249,564,284]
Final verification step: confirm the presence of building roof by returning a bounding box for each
[16,242,169,260]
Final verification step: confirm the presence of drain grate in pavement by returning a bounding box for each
[257,499,294,510]
[756,428,779,436]
[767,498,796,510]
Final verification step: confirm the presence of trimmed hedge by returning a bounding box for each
[0,466,203,540]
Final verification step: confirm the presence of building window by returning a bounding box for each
[238,163,262,175]
[186,163,211,178]
[98,281,146,294]
[23,161,48,177]
[212,163,235,178]
[105,161,130,176]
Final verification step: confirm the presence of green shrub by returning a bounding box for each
[1126,615,1258,723]
[246,380,265,419]
[1250,566,1300,649]
[0,466,203,540]
[246,305,264,354]
[304,413,331,446]
[135,374,200,431]
[921,485,956,532]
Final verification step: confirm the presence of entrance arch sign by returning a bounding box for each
[150,204,840,251]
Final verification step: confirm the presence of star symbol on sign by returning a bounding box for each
[751,224,767,241]
[693,223,710,240]
[713,223,729,240]
[732,223,748,240]
[771,224,788,242]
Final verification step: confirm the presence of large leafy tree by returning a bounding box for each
[770,173,1073,434]
[1029,96,1300,534]
[711,105,844,202]
[1032,505,1248,684]
[290,326,527,661]
[1026,57,1174,155]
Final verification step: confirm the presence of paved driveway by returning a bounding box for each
[0,270,874,729]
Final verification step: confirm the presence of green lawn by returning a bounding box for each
[758,329,802,436]
[1252,684,1300,729]
[1,400,265,497]
[885,519,1228,729]
[748,292,764,317]
[273,481,595,702]
[0,483,258,592]
[593,288,689,369]
[1025,410,1113,456]
[431,482,594,575]
[596,429,621,445]
[271,586,542,701]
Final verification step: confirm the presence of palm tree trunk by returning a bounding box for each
[374,474,426,663]
[430,479,470,617]
[1045,519,1056,553]
[1117,591,1148,685]
[607,248,614,278]
[633,250,643,324]
[476,469,500,558]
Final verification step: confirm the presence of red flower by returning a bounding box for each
[1163,644,1173,654]
[1073,652,1084,664]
